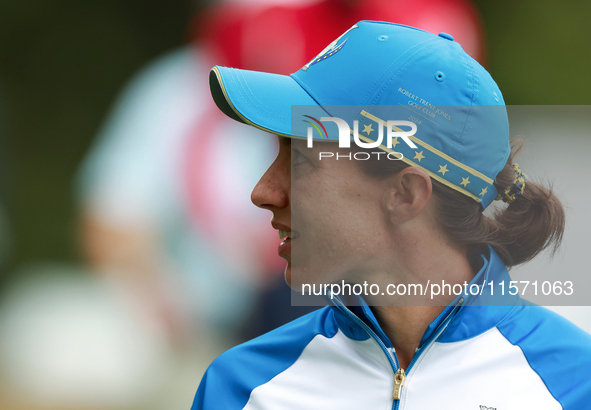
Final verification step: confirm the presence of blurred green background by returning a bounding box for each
[0,0,590,280]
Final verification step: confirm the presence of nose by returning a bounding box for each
[251,141,290,211]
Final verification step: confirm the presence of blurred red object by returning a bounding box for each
[194,0,485,75]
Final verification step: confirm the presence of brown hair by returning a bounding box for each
[358,139,565,268]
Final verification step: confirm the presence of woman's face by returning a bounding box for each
[251,136,399,289]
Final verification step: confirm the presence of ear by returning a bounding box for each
[383,167,433,224]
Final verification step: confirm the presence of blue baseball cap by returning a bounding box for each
[209,20,510,208]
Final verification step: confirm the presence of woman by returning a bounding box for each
[194,21,591,409]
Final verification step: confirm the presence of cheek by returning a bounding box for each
[291,215,372,285]
[290,168,388,281]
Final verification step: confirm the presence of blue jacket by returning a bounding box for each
[192,248,591,409]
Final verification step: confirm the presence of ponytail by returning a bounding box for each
[431,139,565,267]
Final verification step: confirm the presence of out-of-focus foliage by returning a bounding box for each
[475,0,591,104]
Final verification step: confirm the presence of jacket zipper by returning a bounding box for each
[392,368,406,400]
[392,297,465,409]
[332,296,464,410]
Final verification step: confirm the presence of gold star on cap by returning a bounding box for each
[479,187,488,196]
[437,164,449,176]
[362,124,374,135]
[413,151,425,162]
[460,177,470,187]
[391,137,400,149]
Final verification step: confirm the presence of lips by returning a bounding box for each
[274,226,300,261]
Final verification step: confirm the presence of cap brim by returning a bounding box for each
[210,66,323,138]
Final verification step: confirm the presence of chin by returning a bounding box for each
[287,265,332,293]
[284,265,312,291]
[284,265,292,288]
[286,265,314,292]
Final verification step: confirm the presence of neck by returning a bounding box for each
[367,229,476,369]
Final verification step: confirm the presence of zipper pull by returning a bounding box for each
[392,368,406,400]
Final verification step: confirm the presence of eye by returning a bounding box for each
[292,149,308,166]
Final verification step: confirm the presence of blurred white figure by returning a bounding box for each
[77,46,279,344]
